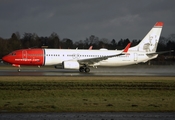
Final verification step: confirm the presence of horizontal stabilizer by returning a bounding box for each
[146,50,174,55]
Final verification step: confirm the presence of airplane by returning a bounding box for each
[2,22,172,73]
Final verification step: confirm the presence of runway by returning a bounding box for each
[0,65,175,76]
[1,112,175,120]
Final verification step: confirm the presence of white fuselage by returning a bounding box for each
[44,49,157,67]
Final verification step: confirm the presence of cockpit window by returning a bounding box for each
[9,52,16,56]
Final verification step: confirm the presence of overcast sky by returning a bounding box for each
[0,0,175,41]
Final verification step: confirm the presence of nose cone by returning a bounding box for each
[2,55,9,63]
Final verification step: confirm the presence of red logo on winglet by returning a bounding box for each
[123,43,131,53]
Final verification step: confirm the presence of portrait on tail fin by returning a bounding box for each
[143,34,158,52]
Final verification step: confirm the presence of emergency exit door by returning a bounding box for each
[22,50,27,59]
[134,53,137,61]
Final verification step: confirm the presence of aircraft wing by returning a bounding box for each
[78,43,131,65]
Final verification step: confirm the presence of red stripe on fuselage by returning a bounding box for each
[3,49,45,66]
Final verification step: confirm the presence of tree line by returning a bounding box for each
[0,32,175,59]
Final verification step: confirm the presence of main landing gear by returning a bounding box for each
[79,65,90,73]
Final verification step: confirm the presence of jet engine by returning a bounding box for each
[62,61,80,69]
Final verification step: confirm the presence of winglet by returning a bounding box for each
[89,46,93,50]
[123,43,131,52]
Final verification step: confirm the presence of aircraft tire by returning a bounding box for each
[85,67,90,73]
[79,67,85,72]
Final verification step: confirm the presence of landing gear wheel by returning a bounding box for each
[79,67,90,73]
[85,67,90,73]
[79,67,85,72]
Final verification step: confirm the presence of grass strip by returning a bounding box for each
[0,76,175,112]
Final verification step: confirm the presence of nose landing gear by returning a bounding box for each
[12,64,21,72]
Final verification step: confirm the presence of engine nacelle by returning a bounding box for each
[62,61,80,70]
